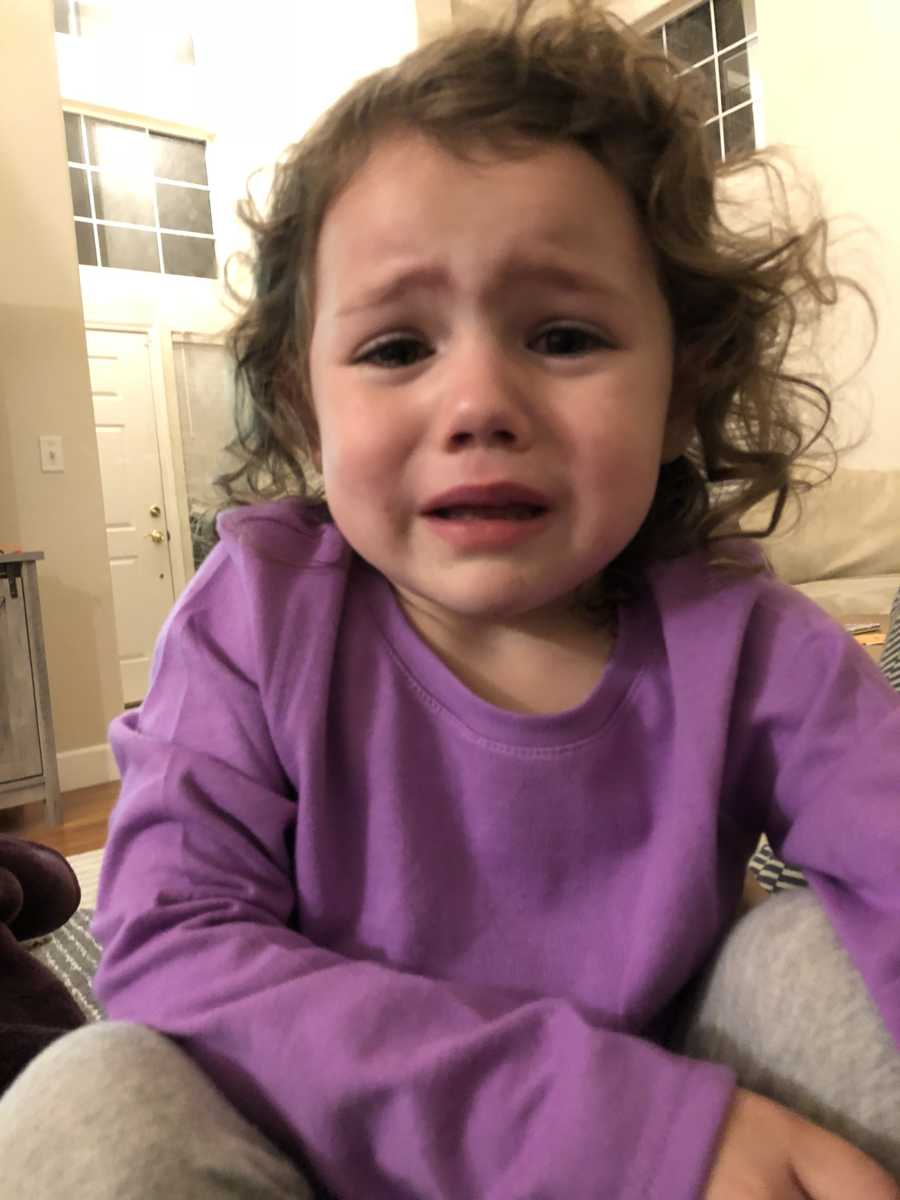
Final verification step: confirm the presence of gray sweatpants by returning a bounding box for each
[0,891,898,1198]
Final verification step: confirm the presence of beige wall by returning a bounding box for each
[1,2,123,759]
[753,0,900,467]
[612,0,900,468]
[417,0,453,41]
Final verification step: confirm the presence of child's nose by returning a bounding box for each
[438,340,534,453]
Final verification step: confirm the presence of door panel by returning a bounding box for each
[87,329,177,705]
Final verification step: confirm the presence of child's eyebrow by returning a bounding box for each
[335,258,632,318]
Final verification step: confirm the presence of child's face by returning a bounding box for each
[308,132,683,631]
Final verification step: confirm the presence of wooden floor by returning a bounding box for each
[0,781,118,856]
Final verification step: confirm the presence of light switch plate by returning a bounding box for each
[40,435,65,473]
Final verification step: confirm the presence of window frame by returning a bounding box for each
[64,111,218,279]
[648,0,764,162]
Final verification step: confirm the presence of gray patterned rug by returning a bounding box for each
[29,909,104,1023]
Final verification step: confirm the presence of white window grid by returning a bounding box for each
[66,113,215,276]
[653,0,763,162]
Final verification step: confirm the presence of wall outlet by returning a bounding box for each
[40,435,65,473]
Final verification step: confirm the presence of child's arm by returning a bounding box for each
[92,550,899,1200]
[700,595,900,1197]
[742,608,900,1044]
[97,705,735,1199]
[91,546,740,1200]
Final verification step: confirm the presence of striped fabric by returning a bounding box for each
[749,839,809,893]
[882,587,900,693]
[25,851,105,1022]
[29,909,104,1022]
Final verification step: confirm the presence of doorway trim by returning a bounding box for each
[85,319,192,597]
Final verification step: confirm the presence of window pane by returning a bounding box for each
[715,0,751,48]
[69,167,92,218]
[172,341,238,545]
[687,58,719,118]
[86,118,152,177]
[54,0,72,34]
[705,120,724,163]
[720,47,751,110]
[64,112,85,163]
[74,220,97,265]
[666,2,713,67]
[161,233,217,279]
[97,225,160,272]
[151,133,208,185]
[723,103,755,156]
[646,27,665,54]
[156,183,213,234]
[92,172,156,226]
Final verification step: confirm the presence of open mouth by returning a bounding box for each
[428,503,547,521]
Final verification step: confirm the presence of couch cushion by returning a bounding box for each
[742,468,900,585]
[795,574,900,621]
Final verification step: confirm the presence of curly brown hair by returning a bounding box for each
[216,0,870,609]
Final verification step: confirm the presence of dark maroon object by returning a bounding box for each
[0,835,87,1095]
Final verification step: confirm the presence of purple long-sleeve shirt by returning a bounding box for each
[92,498,900,1198]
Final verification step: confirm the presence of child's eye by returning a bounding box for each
[531,325,611,357]
[357,336,432,369]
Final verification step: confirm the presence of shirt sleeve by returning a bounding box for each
[742,597,900,1045]
[92,546,735,1200]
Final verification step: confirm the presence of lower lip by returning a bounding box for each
[423,512,550,549]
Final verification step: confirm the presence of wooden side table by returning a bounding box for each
[0,552,62,825]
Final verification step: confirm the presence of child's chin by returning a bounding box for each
[427,580,570,623]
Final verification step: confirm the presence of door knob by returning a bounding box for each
[149,504,161,517]
[148,529,165,544]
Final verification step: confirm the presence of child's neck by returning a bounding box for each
[394,593,616,715]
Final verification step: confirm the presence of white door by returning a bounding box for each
[87,329,177,706]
